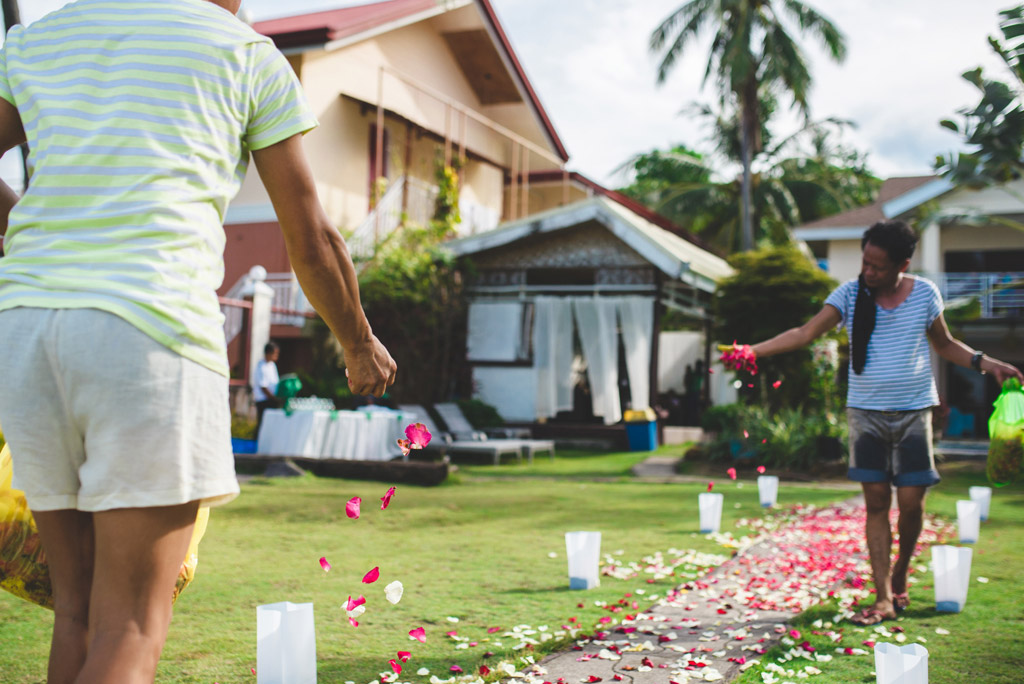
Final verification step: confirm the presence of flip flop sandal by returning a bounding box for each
[893,592,910,612]
[850,608,895,626]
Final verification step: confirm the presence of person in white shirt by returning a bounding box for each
[253,342,281,433]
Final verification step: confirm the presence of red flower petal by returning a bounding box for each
[319,557,331,572]
[707,481,714,492]
[405,422,432,448]
[450,665,464,673]
[362,566,380,584]
[479,665,491,676]
[727,467,737,480]
[397,651,411,662]
[487,626,501,633]
[772,380,782,388]
[380,486,396,510]
[389,659,402,675]
[348,617,358,627]
[757,465,766,474]
[409,627,426,642]
[346,496,361,519]
[345,595,366,611]
[586,677,602,682]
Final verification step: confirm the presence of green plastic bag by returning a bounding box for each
[987,378,1024,487]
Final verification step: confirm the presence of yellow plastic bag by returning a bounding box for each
[0,444,209,609]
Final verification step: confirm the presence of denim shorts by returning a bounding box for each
[847,407,940,487]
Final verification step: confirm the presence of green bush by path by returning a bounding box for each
[733,463,1024,684]
[0,452,851,684]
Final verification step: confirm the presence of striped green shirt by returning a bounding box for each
[0,0,317,376]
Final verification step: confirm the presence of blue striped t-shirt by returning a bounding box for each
[825,276,943,411]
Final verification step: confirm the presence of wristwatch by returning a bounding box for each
[970,351,986,374]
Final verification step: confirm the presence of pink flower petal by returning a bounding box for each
[743,430,749,439]
[346,496,361,519]
[487,626,501,633]
[397,651,411,663]
[727,467,737,480]
[405,422,432,448]
[446,630,458,637]
[772,380,782,388]
[396,438,412,457]
[348,617,358,627]
[479,665,491,676]
[757,465,766,474]
[346,595,366,611]
[319,557,331,572]
[389,659,402,675]
[450,665,463,673]
[362,566,380,584]
[409,627,426,642]
[380,486,397,510]
[707,481,714,492]
[789,629,801,639]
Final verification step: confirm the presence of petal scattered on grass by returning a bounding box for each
[450,665,463,673]
[389,660,401,675]
[446,616,460,623]
[977,577,989,583]
[348,617,358,627]
[707,481,714,492]
[409,627,426,642]
[345,595,366,611]
[397,651,411,663]
[362,567,380,584]
[380,486,397,510]
[385,580,404,604]
[319,557,331,572]
[346,497,361,519]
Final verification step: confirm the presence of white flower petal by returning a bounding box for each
[385,580,404,605]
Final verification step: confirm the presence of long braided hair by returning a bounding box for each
[852,220,919,375]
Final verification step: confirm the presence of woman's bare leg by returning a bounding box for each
[31,510,95,684]
[74,502,198,684]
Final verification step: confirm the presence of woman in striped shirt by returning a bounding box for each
[0,1,396,681]
[749,220,1022,626]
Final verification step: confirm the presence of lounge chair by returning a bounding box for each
[397,404,523,466]
[433,402,556,464]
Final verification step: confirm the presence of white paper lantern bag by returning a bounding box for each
[565,531,601,590]
[257,602,317,684]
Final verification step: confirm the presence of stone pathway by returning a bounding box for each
[514,496,951,684]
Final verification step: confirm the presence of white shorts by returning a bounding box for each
[0,307,240,512]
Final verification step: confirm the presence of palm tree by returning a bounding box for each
[650,0,846,251]
[617,94,879,253]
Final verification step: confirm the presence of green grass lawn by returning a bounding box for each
[732,461,1024,684]
[0,450,1019,683]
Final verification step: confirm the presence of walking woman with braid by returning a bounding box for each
[736,220,1022,626]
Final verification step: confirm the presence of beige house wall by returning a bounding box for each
[230,12,564,234]
[941,222,1024,256]
[826,240,862,283]
[937,178,1024,214]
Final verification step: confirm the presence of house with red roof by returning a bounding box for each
[222,0,736,433]
[793,175,1024,439]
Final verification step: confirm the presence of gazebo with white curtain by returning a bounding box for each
[445,195,733,434]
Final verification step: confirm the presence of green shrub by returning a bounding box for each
[701,403,847,471]
[456,399,504,429]
[231,414,258,441]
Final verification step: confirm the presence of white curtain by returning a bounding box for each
[466,302,522,361]
[617,297,654,410]
[572,297,622,425]
[533,297,575,419]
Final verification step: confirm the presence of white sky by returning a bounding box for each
[2,0,1016,188]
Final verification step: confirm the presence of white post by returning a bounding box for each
[919,220,941,276]
[243,265,274,389]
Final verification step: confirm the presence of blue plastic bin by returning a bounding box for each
[625,422,657,451]
[231,437,258,454]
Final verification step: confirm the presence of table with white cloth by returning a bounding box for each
[256,408,415,461]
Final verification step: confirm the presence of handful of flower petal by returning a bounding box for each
[718,342,758,374]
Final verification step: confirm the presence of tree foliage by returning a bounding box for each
[650,0,847,250]
[617,98,879,253]
[938,5,1024,187]
[713,244,838,412]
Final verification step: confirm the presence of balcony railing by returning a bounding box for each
[923,272,1024,319]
